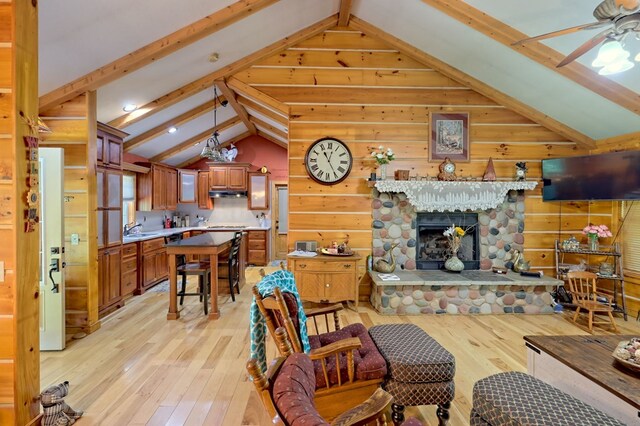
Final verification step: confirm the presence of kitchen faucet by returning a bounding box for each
[123,222,142,236]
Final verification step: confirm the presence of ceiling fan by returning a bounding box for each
[514,0,640,74]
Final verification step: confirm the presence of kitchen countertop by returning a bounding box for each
[122,225,271,243]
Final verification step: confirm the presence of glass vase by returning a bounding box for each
[444,252,464,272]
[379,163,387,180]
[588,233,599,251]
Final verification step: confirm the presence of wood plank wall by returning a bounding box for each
[0,1,40,424]
[41,93,100,335]
[234,27,617,306]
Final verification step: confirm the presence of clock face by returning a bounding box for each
[304,137,353,185]
[444,162,455,173]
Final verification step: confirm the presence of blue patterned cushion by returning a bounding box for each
[473,372,625,426]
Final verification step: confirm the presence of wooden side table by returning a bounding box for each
[288,253,361,309]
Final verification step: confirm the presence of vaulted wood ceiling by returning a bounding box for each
[39,0,640,167]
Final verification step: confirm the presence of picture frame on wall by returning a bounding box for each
[429,112,469,162]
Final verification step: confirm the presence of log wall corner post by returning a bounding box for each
[0,1,41,424]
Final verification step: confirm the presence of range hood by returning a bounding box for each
[209,190,248,198]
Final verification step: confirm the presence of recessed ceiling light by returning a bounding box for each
[168,126,178,134]
[209,52,220,63]
[122,104,138,112]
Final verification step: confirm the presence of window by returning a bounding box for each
[622,201,640,274]
[122,173,136,227]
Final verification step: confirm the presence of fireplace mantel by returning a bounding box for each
[374,180,538,212]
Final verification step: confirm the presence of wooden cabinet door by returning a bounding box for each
[98,250,106,307]
[97,169,105,209]
[106,248,122,303]
[296,272,325,302]
[142,254,157,287]
[324,272,355,301]
[155,250,168,280]
[228,167,247,190]
[152,166,166,209]
[166,169,178,210]
[97,211,105,249]
[107,136,122,167]
[105,170,122,209]
[209,167,227,189]
[97,133,105,165]
[198,171,213,209]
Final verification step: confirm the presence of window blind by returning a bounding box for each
[622,201,640,272]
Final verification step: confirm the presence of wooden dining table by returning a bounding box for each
[165,232,235,320]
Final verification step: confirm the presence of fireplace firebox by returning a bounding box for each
[416,212,479,270]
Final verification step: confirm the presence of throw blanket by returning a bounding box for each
[250,269,310,372]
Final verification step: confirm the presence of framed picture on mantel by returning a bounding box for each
[429,112,469,162]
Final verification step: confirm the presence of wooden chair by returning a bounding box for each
[566,271,618,333]
[252,285,387,421]
[165,234,211,315]
[218,232,242,301]
[247,327,393,426]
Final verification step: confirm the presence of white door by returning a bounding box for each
[39,148,65,351]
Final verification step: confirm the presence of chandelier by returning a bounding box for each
[201,86,229,161]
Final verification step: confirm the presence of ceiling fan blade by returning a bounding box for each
[556,29,613,67]
[616,0,640,11]
[512,21,609,46]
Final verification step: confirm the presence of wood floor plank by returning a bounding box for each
[40,268,640,426]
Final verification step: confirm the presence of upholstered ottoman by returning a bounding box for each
[369,324,455,426]
[471,371,625,426]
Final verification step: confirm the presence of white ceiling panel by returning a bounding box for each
[93,0,338,135]
[244,107,288,134]
[166,122,248,166]
[39,0,238,94]
[128,104,239,158]
[353,0,640,140]
[465,0,640,93]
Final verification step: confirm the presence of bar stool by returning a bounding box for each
[218,232,242,302]
[165,234,211,314]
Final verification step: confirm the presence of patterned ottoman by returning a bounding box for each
[369,324,455,426]
[471,371,625,425]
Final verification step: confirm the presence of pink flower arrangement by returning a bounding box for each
[582,224,613,238]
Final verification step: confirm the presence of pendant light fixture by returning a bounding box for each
[201,85,228,161]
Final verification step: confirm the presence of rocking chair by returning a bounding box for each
[566,271,618,333]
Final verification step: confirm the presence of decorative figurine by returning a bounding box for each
[483,157,496,181]
[437,157,457,181]
[511,249,531,273]
[515,162,528,181]
[374,242,399,273]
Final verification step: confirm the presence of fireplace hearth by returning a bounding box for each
[417,212,479,270]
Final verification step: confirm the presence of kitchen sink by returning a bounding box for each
[128,232,160,237]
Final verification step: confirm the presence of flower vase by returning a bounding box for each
[379,163,387,180]
[444,253,465,272]
[588,233,599,251]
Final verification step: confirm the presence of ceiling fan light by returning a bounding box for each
[598,59,634,75]
[635,51,640,62]
[595,40,626,65]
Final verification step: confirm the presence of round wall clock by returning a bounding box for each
[304,137,353,185]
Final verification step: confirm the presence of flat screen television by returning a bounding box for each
[542,150,640,201]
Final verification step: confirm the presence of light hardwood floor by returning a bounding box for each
[42,268,640,425]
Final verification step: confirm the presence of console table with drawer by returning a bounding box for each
[287,253,361,309]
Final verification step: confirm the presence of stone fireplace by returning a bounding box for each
[372,189,527,271]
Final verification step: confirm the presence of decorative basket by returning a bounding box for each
[612,339,640,374]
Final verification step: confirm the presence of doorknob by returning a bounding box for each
[48,258,60,293]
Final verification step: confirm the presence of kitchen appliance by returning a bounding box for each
[295,241,317,252]
[208,190,248,198]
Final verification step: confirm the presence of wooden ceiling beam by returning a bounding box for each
[39,0,279,112]
[250,115,288,140]
[257,129,288,149]
[216,79,257,134]
[349,17,595,148]
[123,98,222,152]
[592,130,640,153]
[227,77,289,116]
[338,0,353,27]
[149,115,242,163]
[108,15,336,129]
[238,95,288,126]
[176,131,252,168]
[420,0,640,116]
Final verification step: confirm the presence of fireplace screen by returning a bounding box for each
[416,213,479,270]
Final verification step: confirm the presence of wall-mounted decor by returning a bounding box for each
[429,112,469,162]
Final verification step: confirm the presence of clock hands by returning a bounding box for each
[323,151,337,175]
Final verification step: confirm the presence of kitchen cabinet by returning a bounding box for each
[121,243,138,297]
[248,172,269,210]
[198,171,213,209]
[97,122,126,169]
[97,169,122,249]
[208,163,249,191]
[178,169,197,204]
[98,247,123,317]
[137,163,179,211]
[138,237,169,293]
[247,230,268,266]
[288,254,361,308]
